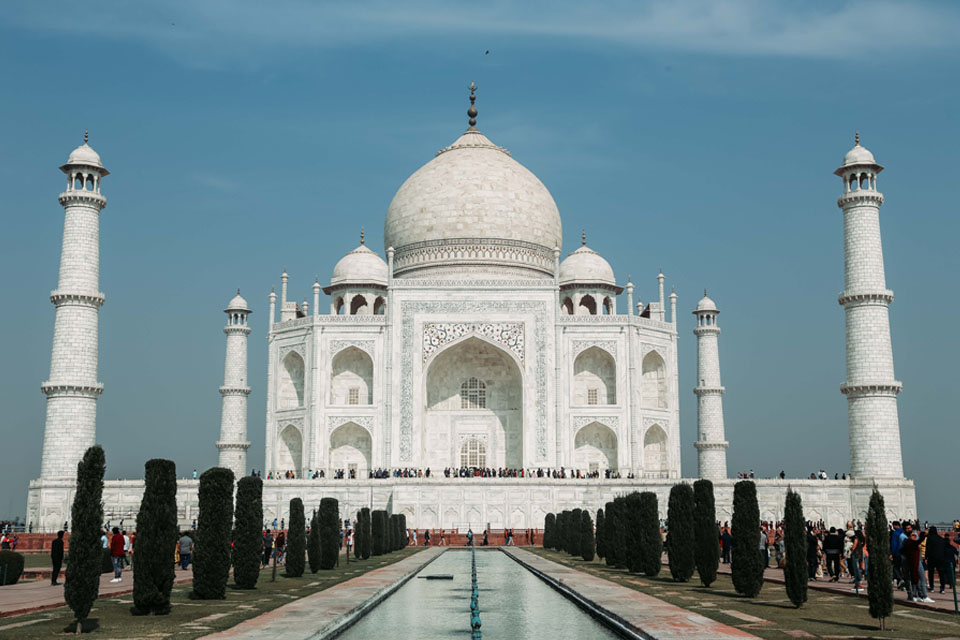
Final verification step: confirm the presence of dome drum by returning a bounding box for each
[392,237,556,279]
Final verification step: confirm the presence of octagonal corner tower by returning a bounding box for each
[384,129,563,279]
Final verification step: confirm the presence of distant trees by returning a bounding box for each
[318,498,340,569]
[132,459,178,613]
[667,483,695,582]
[64,446,105,633]
[693,479,719,587]
[191,467,233,600]
[285,498,306,577]
[866,489,893,629]
[580,510,595,561]
[783,489,807,608]
[232,476,263,589]
[731,480,763,597]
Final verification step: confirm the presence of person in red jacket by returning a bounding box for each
[109,527,125,582]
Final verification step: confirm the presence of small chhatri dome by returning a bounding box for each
[559,243,616,286]
[695,291,718,312]
[226,289,250,312]
[330,243,388,286]
[61,130,109,174]
[837,131,882,173]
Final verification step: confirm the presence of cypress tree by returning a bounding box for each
[360,508,372,559]
[558,511,570,553]
[131,459,178,614]
[569,508,582,556]
[604,500,619,567]
[354,511,362,560]
[783,489,808,608]
[372,510,387,556]
[866,489,893,629]
[191,467,233,601]
[667,483,695,582]
[232,476,263,589]
[307,510,321,572]
[580,510,595,561]
[64,446,105,633]
[623,492,643,572]
[638,492,662,577]
[731,480,764,597]
[595,508,605,560]
[285,498,306,577]
[693,479,720,587]
[318,498,340,569]
[399,514,408,548]
[543,513,555,549]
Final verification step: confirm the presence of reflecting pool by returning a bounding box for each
[339,549,619,639]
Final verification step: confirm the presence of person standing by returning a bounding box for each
[823,527,843,582]
[109,527,125,582]
[122,530,131,567]
[721,528,732,564]
[50,530,65,585]
[178,531,193,570]
[466,529,473,547]
[262,530,274,567]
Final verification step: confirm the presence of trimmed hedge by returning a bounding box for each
[731,480,763,597]
[399,514,408,548]
[783,489,807,608]
[623,493,643,573]
[319,498,339,570]
[693,479,719,587]
[667,483,695,582]
[638,492,662,577]
[360,508,372,559]
[232,476,263,589]
[569,508,582,556]
[372,510,387,556]
[132,459,178,613]
[604,500,619,567]
[308,510,321,573]
[286,498,306,577]
[580,509,595,561]
[866,489,893,628]
[595,508,605,560]
[64,446,106,631]
[543,513,556,549]
[0,551,24,585]
[191,467,234,600]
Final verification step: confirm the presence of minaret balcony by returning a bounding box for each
[41,381,104,396]
[693,385,725,396]
[837,290,894,306]
[58,191,107,207]
[219,385,251,396]
[49,290,105,308]
[837,191,883,207]
[840,381,902,397]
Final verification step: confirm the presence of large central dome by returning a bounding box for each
[384,128,562,278]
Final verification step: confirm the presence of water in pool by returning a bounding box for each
[339,549,619,639]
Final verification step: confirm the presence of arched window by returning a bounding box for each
[86,175,94,191]
[642,351,667,408]
[278,351,305,409]
[335,297,345,315]
[460,438,486,468]
[350,295,368,315]
[373,296,386,315]
[603,297,614,315]
[573,346,616,405]
[74,174,83,190]
[561,297,574,315]
[460,377,486,409]
[330,347,373,405]
[578,295,597,315]
[643,424,668,477]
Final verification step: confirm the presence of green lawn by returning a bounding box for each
[529,548,960,640]
[1,548,423,639]
[20,554,59,570]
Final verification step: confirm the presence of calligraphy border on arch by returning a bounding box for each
[400,300,548,462]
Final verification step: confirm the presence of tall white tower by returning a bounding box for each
[693,292,728,480]
[835,134,903,478]
[217,291,252,478]
[39,133,108,479]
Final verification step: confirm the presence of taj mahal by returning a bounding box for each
[26,89,916,532]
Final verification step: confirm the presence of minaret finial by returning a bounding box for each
[704,288,708,297]
[83,129,88,144]
[581,230,586,246]
[467,81,478,130]
[855,130,860,146]
[360,227,365,245]
[237,287,241,295]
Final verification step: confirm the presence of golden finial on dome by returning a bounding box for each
[855,130,860,146]
[581,230,586,246]
[467,81,478,130]
[84,129,88,144]
[360,227,365,245]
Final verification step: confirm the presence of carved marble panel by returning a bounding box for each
[423,322,524,363]
[327,416,374,434]
[572,340,617,359]
[330,340,375,358]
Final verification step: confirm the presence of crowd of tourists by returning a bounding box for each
[715,519,960,603]
[246,466,633,480]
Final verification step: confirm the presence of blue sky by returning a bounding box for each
[1,1,957,521]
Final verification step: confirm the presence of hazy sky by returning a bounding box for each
[1,1,957,521]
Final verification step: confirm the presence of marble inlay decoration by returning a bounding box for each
[423,322,524,364]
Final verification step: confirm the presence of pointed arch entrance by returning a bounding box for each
[423,336,523,470]
[329,422,372,477]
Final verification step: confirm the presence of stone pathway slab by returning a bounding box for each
[200,547,443,640]
[503,548,758,640]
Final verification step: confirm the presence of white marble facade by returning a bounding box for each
[27,109,917,532]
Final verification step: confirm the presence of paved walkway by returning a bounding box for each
[0,566,195,617]
[504,548,757,640]
[716,561,960,615]
[201,547,444,640]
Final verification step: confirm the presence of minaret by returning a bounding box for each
[835,134,903,478]
[693,292,728,480]
[39,132,108,479]
[217,291,252,478]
